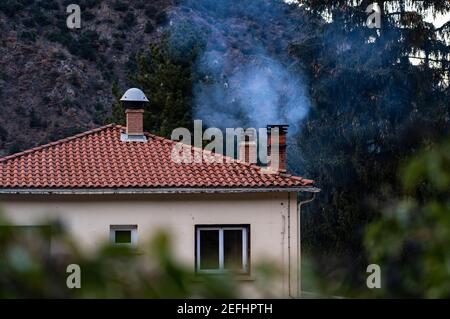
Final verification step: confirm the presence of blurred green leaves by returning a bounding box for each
[0,218,280,298]
[402,141,450,193]
[364,139,450,298]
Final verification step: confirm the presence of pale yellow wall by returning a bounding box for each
[0,192,299,297]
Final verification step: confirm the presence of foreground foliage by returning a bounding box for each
[295,0,450,293]
[365,139,450,298]
[0,220,279,298]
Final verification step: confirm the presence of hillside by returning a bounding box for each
[0,0,315,157]
[0,0,172,156]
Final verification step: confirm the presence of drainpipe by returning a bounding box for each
[287,192,292,298]
[297,193,316,299]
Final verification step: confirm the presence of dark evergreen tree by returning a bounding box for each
[293,0,450,293]
[132,41,194,137]
[111,29,204,137]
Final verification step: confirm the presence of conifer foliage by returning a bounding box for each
[112,30,202,137]
[294,0,450,291]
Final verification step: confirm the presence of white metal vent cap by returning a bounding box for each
[120,88,149,102]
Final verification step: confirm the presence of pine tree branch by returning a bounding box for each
[435,21,450,32]
[408,55,449,66]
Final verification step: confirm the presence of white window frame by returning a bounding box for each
[110,225,138,247]
[196,226,249,274]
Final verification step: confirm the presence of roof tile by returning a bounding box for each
[0,124,314,189]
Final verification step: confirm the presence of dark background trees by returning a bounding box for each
[293,0,450,293]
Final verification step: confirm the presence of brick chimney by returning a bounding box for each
[125,109,144,135]
[238,128,257,164]
[267,125,288,173]
[120,88,149,141]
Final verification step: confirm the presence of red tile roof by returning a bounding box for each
[0,124,314,190]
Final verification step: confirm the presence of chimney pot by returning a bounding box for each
[120,88,149,104]
[267,124,288,173]
[238,128,257,164]
[120,88,149,139]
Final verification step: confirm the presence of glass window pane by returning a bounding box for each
[115,230,131,244]
[224,229,243,270]
[199,229,219,270]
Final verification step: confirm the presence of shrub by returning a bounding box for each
[69,73,81,86]
[112,40,124,51]
[144,6,157,19]
[113,32,125,39]
[39,0,58,11]
[0,0,24,17]
[29,108,46,129]
[144,21,154,34]
[42,95,51,104]
[84,10,96,21]
[125,53,138,74]
[32,9,51,27]
[19,31,37,43]
[46,31,73,47]
[113,0,127,12]
[98,37,110,48]
[81,0,102,9]
[22,17,35,28]
[67,31,100,61]
[94,102,104,111]
[20,0,36,6]
[91,78,104,91]
[59,126,85,138]
[14,105,27,116]
[155,11,167,25]
[0,126,8,142]
[8,143,22,154]
[124,11,136,25]
[94,110,105,125]
[119,11,136,30]
[135,0,145,10]
[52,51,66,60]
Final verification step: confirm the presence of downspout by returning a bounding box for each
[297,193,316,299]
[287,192,293,298]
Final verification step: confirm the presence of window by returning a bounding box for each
[196,225,249,274]
[110,225,137,247]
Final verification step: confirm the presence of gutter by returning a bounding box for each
[0,187,321,195]
[297,193,316,299]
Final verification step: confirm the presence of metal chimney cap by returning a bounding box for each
[120,88,149,102]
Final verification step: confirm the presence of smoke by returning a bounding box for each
[195,49,310,133]
[169,0,311,134]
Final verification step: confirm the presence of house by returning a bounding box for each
[0,88,319,298]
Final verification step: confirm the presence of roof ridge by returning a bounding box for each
[0,124,117,163]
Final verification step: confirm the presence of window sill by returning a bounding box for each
[193,274,255,282]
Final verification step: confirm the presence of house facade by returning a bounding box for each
[0,89,319,298]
